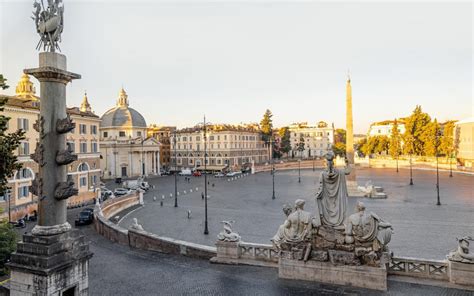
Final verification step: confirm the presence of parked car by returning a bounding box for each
[123,179,150,191]
[179,169,192,176]
[193,171,202,177]
[114,188,131,196]
[226,171,242,177]
[75,209,94,226]
[161,170,171,175]
[214,173,225,178]
[9,218,26,228]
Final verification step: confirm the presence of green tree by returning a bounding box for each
[334,129,346,144]
[403,105,431,155]
[439,121,455,158]
[420,119,440,157]
[375,135,390,155]
[278,127,291,157]
[0,75,22,275]
[389,119,402,159]
[355,138,367,157]
[295,133,305,158]
[260,109,273,143]
[333,142,346,157]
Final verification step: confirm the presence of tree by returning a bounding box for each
[403,105,431,155]
[295,133,305,157]
[278,127,291,157]
[333,142,346,157]
[420,119,440,157]
[334,129,346,145]
[389,119,402,159]
[0,75,22,275]
[439,121,455,158]
[374,135,390,155]
[260,109,273,143]
[355,138,367,157]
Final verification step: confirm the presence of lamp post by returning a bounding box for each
[298,156,301,183]
[449,152,453,178]
[409,153,413,185]
[436,126,441,206]
[396,154,399,173]
[173,129,178,208]
[203,116,209,235]
[270,137,275,200]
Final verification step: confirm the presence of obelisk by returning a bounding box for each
[8,1,92,295]
[345,74,356,182]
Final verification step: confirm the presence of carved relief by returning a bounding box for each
[56,149,77,165]
[30,143,46,166]
[33,116,46,139]
[56,114,75,134]
[54,175,78,200]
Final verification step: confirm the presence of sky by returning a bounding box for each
[0,1,472,133]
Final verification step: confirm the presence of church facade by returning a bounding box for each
[99,88,161,179]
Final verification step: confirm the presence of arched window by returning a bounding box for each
[78,163,90,172]
[15,168,34,180]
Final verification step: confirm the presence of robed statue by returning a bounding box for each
[314,151,350,229]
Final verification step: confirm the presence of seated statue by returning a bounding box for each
[271,204,296,251]
[314,151,349,229]
[217,220,241,242]
[130,218,144,231]
[272,199,312,251]
[448,236,474,263]
[345,202,393,252]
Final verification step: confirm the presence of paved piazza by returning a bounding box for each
[114,168,474,260]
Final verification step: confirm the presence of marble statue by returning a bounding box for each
[130,218,144,231]
[272,200,312,252]
[217,221,241,242]
[448,236,474,263]
[315,151,349,229]
[345,202,393,252]
[271,204,295,251]
[32,0,64,52]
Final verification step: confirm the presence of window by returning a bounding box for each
[190,144,193,149]
[91,142,98,153]
[19,142,29,156]
[119,131,126,137]
[18,186,29,199]
[67,141,75,152]
[209,136,214,141]
[91,125,97,135]
[79,124,87,134]
[183,136,187,141]
[80,142,87,153]
[78,163,89,172]
[103,131,108,138]
[16,168,32,179]
[80,176,87,187]
[17,118,29,131]
[196,136,200,141]
[92,175,97,186]
[137,131,142,137]
[224,135,227,140]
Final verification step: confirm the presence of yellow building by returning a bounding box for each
[100,88,161,179]
[147,125,175,170]
[0,74,101,221]
[455,118,474,168]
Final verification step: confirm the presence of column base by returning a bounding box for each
[31,221,72,236]
[7,229,93,295]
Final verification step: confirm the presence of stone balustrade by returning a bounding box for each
[388,257,449,281]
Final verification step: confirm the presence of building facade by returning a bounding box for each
[172,124,268,172]
[100,88,161,179]
[147,125,175,170]
[455,118,474,168]
[288,121,334,158]
[368,119,406,137]
[0,74,101,221]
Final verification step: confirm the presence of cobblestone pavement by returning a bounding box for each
[114,168,474,260]
[82,224,473,296]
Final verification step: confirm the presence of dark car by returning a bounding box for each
[75,209,94,226]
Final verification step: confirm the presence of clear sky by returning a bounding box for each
[1,1,472,133]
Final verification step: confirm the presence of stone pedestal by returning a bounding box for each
[279,255,387,291]
[213,241,239,261]
[7,230,93,295]
[449,261,474,287]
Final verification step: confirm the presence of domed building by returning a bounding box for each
[99,88,160,179]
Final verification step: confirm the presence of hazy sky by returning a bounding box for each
[1,1,472,133]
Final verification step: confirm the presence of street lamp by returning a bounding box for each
[173,129,178,208]
[198,116,211,235]
[449,152,453,178]
[269,137,276,200]
[298,156,301,183]
[436,126,441,206]
[409,140,414,185]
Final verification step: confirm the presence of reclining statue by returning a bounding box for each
[448,236,474,263]
[345,201,393,252]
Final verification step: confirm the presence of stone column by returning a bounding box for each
[8,52,92,295]
[345,76,355,182]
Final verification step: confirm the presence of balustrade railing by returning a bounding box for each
[388,257,449,281]
[238,242,279,263]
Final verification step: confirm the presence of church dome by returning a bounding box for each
[100,88,147,128]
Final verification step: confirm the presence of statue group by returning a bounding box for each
[272,151,393,267]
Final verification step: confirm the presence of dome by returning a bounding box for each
[100,88,147,128]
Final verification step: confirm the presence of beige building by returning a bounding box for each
[100,88,161,179]
[173,124,268,172]
[288,121,334,158]
[0,74,101,221]
[368,119,406,137]
[147,125,175,170]
[455,118,474,168]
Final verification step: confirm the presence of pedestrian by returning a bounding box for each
[201,192,204,200]
[187,210,191,219]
